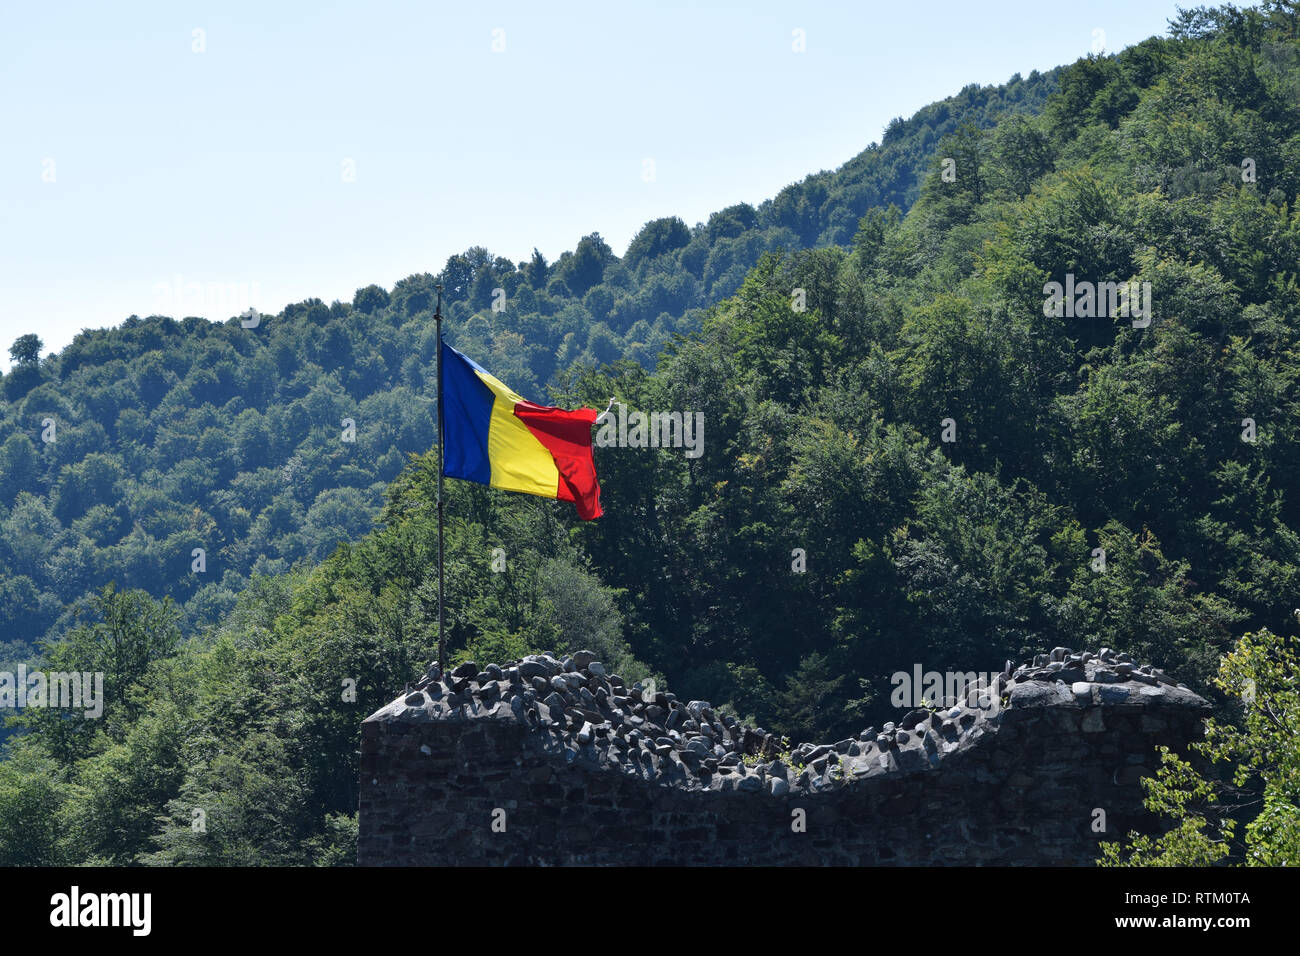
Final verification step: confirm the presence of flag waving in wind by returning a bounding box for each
[439,341,603,519]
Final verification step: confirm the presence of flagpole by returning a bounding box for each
[435,284,446,676]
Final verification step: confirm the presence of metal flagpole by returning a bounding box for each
[435,284,446,675]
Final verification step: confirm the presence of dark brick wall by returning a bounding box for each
[358,691,1207,866]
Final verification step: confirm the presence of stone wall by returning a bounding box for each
[358,647,1210,865]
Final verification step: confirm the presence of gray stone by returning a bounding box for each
[518,660,548,681]
[1098,685,1131,704]
[805,744,833,763]
[900,708,930,730]
[360,645,1213,867]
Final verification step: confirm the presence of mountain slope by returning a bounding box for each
[0,69,1057,662]
[5,2,1300,866]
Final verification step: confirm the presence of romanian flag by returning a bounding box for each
[440,341,603,519]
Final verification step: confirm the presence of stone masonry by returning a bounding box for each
[358,647,1210,865]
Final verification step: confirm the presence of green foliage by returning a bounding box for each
[2,3,1298,866]
[569,4,1300,742]
[0,469,652,864]
[1100,628,1300,866]
[0,62,1058,661]
[9,334,43,366]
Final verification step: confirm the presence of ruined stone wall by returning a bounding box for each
[358,649,1210,866]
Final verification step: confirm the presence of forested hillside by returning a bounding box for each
[0,70,1055,669]
[3,3,1300,866]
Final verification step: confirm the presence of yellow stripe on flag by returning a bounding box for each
[471,367,560,499]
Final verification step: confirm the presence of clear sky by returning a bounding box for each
[0,0,1186,371]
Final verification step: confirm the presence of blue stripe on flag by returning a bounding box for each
[440,341,494,485]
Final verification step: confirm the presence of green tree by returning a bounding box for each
[1100,628,1300,866]
[9,333,43,365]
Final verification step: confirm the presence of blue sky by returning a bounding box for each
[0,0,1186,370]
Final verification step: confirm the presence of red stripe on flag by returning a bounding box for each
[512,402,603,520]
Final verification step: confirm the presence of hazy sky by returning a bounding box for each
[0,0,1186,370]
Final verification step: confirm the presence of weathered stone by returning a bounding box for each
[360,646,1211,866]
[1081,709,1106,733]
[519,661,548,681]
[900,708,930,730]
[1098,685,1131,704]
